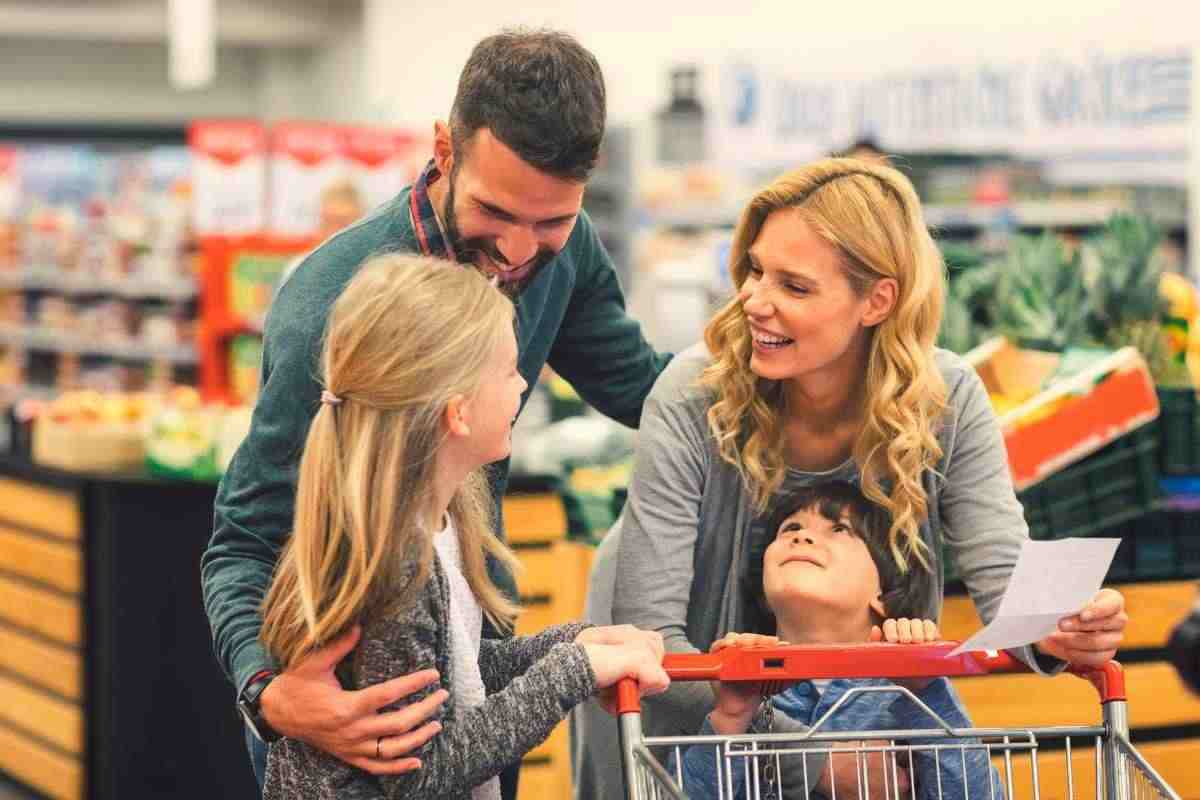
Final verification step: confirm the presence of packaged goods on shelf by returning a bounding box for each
[0,142,200,406]
[189,121,267,237]
[228,334,263,406]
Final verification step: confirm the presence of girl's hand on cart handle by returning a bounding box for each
[577,624,665,663]
[585,642,670,715]
[1037,588,1128,668]
[869,618,940,691]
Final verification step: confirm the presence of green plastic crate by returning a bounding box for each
[1107,508,1200,582]
[1018,424,1163,541]
[944,425,1163,586]
[1157,386,1200,475]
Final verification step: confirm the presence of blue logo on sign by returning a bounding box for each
[728,64,759,128]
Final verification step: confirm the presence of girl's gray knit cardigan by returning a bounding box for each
[263,556,596,800]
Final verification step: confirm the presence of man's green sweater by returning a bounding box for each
[201,177,670,696]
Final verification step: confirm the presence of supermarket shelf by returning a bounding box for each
[0,326,198,364]
[0,270,198,301]
[640,204,743,230]
[925,201,1187,230]
[640,200,1187,232]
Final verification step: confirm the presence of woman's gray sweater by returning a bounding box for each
[572,343,1058,799]
[264,556,595,800]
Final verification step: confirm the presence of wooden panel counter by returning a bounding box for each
[0,455,254,800]
[943,581,1200,799]
[0,461,587,800]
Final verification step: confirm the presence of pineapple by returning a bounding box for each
[993,233,1090,352]
[938,259,1000,354]
[1081,214,1185,384]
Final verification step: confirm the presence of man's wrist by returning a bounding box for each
[238,669,282,743]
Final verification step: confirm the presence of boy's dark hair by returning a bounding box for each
[741,481,931,634]
[836,135,885,159]
[450,28,606,182]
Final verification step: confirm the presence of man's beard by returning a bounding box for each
[442,168,556,296]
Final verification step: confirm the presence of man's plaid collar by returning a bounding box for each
[408,159,452,260]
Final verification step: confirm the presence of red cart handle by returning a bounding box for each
[614,642,1125,715]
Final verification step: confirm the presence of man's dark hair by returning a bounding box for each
[450,28,606,182]
[741,481,931,634]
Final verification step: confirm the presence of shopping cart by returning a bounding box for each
[614,642,1181,800]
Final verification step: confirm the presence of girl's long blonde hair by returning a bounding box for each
[261,255,521,670]
[702,158,947,571]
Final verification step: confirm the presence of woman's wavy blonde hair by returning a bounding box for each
[261,254,521,670]
[702,157,947,571]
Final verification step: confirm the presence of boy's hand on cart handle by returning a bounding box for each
[260,625,447,775]
[869,618,940,691]
[585,642,670,715]
[706,634,787,733]
[576,624,665,663]
[869,618,939,645]
[1037,588,1128,668]
[710,632,787,652]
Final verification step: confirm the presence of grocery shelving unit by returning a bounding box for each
[0,127,198,405]
[583,127,636,291]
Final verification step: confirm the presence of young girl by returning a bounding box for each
[258,254,668,800]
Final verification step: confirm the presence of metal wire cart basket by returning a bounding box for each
[615,643,1180,800]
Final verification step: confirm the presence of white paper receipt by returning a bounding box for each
[948,537,1120,656]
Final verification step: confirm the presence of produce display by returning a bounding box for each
[940,214,1200,389]
[19,385,248,479]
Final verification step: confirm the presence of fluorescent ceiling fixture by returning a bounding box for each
[168,0,216,90]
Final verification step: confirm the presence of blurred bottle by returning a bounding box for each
[655,66,706,165]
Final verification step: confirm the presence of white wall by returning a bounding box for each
[363,0,1200,128]
[0,35,366,127]
[0,38,266,123]
[4,1,1196,132]
[0,0,361,127]
[307,19,369,124]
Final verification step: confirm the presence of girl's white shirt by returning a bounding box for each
[432,515,500,800]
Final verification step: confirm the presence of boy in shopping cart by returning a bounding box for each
[678,480,1004,800]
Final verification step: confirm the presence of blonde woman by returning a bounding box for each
[259,255,668,800]
[574,158,1128,799]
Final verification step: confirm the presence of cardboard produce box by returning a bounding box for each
[965,338,1159,491]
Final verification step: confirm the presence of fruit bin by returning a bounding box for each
[965,337,1160,491]
[32,417,146,472]
[1157,386,1200,475]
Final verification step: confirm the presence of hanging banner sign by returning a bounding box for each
[709,45,1191,178]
